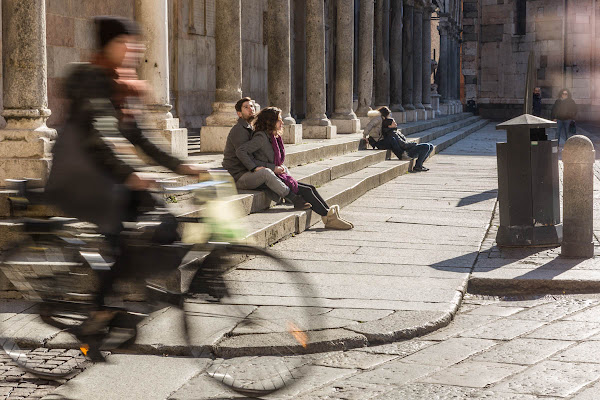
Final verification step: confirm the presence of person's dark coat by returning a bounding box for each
[551,94,577,120]
[532,93,542,117]
[45,63,182,234]
[381,118,417,151]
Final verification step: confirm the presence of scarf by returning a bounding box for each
[270,133,299,194]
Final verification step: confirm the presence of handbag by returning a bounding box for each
[568,120,576,134]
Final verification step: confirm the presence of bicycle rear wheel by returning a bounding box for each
[0,237,96,378]
[183,244,325,397]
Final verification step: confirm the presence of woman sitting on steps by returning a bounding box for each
[237,107,353,230]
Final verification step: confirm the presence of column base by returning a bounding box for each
[162,127,188,158]
[200,125,233,152]
[0,158,52,185]
[439,103,450,115]
[330,118,360,134]
[358,116,372,130]
[426,110,435,119]
[416,109,428,121]
[205,102,239,127]
[403,110,418,122]
[301,124,337,139]
[562,241,595,258]
[282,124,302,144]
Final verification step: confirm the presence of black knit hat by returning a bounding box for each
[94,16,140,49]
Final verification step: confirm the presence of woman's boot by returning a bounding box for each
[322,207,353,230]
[331,205,354,228]
[285,192,311,210]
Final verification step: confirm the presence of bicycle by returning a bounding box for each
[0,172,324,397]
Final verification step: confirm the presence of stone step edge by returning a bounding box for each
[467,277,600,296]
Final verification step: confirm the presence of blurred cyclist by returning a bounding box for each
[45,16,203,334]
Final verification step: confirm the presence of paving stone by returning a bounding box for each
[271,365,357,399]
[421,314,501,341]
[372,383,549,400]
[551,341,600,363]
[507,299,598,322]
[464,304,525,316]
[313,350,398,370]
[295,380,392,400]
[563,304,600,323]
[400,337,498,367]
[323,308,393,322]
[418,361,526,388]
[355,340,438,357]
[343,360,441,386]
[570,379,600,400]
[525,321,600,341]
[460,319,545,340]
[491,360,600,397]
[472,338,574,365]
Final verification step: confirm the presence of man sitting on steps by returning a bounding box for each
[222,97,309,208]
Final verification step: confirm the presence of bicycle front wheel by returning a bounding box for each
[183,244,325,397]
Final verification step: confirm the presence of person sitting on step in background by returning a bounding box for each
[370,107,433,172]
[222,97,309,209]
[237,107,353,230]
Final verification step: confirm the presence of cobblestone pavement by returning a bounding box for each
[0,350,81,399]
[264,295,600,400]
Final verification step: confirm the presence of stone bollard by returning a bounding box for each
[561,135,595,258]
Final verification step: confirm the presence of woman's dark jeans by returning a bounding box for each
[296,183,329,216]
[378,134,405,160]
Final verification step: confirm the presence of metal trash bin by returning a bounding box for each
[496,114,561,246]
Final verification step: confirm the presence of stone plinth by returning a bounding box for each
[416,109,427,120]
[200,126,232,153]
[282,124,302,144]
[431,93,441,117]
[331,118,360,134]
[302,125,337,139]
[404,110,418,122]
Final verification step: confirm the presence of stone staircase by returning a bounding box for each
[0,112,488,295]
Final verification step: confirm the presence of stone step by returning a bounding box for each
[171,115,483,218]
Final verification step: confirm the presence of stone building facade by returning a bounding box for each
[463,0,600,121]
[0,0,463,183]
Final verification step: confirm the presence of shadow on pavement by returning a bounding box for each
[456,189,498,207]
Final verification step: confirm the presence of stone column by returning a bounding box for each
[413,1,425,119]
[268,0,302,143]
[374,0,390,107]
[390,0,405,119]
[302,0,336,138]
[437,17,451,115]
[200,0,243,151]
[455,31,462,111]
[402,0,417,122]
[331,0,360,134]
[135,0,188,157]
[0,0,56,184]
[422,3,434,118]
[356,0,375,127]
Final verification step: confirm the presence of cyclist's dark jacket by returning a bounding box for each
[45,62,183,233]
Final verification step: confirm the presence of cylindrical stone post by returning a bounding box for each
[0,0,56,184]
[268,0,295,125]
[438,18,450,103]
[448,31,456,102]
[562,135,596,258]
[412,3,424,111]
[135,0,171,115]
[390,0,404,112]
[302,0,335,138]
[356,0,375,117]
[402,0,415,110]
[422,5,433,112]
[332,0,359,133]
[375,0,390,107]
[205,0,242,126]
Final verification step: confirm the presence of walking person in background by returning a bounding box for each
[237,107,353,230]
[551,88,578,146]
[532,87,542,117]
